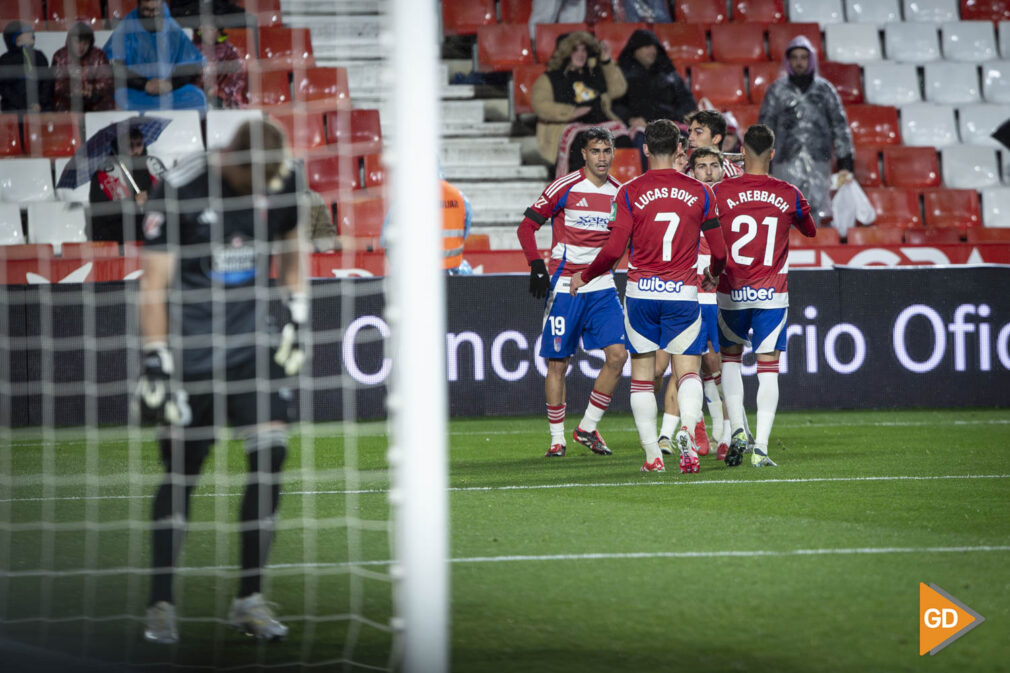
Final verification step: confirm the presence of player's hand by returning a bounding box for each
[702,267,719,292]
[528,259,550,299]
[569,272,586,296]
[134,343,191,426]
[275,292,308,376]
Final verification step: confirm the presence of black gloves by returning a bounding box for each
[135,343,191,426]
[529,259,549,299]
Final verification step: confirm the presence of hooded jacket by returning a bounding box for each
[0,21,53,112]
[51,22,114,112]
[612,29,695,124]
[530,31,627,164]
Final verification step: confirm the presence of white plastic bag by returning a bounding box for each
[831,178,876,238]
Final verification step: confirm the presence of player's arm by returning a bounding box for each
[792,188,818,237]
[702,185,726,288]
[274,224,309,376]
[570,191,632,295]
[139,249,175,346]
[517,192,554,298]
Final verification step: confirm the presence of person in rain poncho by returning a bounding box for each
[52,22,115,112]
[757,35,853,225]
[0,21,52,112]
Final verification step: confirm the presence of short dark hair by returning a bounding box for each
[644,119,681,157]
[582,126,615,148]
[743,124,775,156]
[688,146,723,172]
[688,110,728,144]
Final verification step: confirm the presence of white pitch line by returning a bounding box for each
[2,473,1009,503]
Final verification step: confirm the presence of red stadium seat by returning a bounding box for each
[711,24,769,64]
[306,151,362,197]
[61,241,119,258]
[768,23,822,62]
[47,0,103,29]
[223,28,255,65]
[748,62,782,104]
[535,23,590,63]
[233,0,283,27]
[733,0,786,22]
[1,0,45,30]
[593,22,647,58]
[846,105,901,146]
[325,108,383,155]
[500,0,534,23]
[690,63,747,107]
[246,67,292,107]
[23,113,81,158]
[922,189,982,230]
[960,0,1010,21]
[104,0,130,25]
[0,114,23,157]
[863,187,923,228]
[463,233,491,251]
[790,227,840,246]
[258,27,315,71]
[904,227,963,244]
[267,110,326,155]
[0,243,53,260]
[652,23,709,67]
[363,153,384,189]
[967,227,1010,243]
[847,225,906,246]
[337,193,387,239]
[674,0,729,23]
[882,146,940,189]
[293,67,351,109]
[724,104,761,135]
[477,24,534,71]
[852,145,882,187]
[818,61,863,105]
[611,148,643,183]
[512,64,546,115]
[442,0,496,36]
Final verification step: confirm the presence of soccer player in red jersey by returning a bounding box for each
[517,127,629,458]
[687,110,742,178]
[710,124,817,467]
[571,120,727,473]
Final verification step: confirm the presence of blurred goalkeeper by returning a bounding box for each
[135,118,307,644]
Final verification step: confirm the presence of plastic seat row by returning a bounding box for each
[789,0,1010,26]
[866,60,1010,105]
[851,143,1006,190]
[0,0,282,30]
[825,20,1005,64]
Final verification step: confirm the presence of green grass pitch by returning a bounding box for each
[1,408,1009,672]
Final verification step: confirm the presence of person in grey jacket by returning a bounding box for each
[757,35,853,225]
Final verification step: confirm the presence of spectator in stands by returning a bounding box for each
[381,178,474,274]
[193,25,248,109]
[90,128,167,243]
[104,0,207,111]
[531,31,627,175]
[169,0,253,30]
[51,22,115,112]
[758,36,853,224]
[0,21,53,113]
[305,189,342,253]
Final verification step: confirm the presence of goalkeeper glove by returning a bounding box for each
[135,343,191,426]
[275,292,308,376]
[528,259,549,299]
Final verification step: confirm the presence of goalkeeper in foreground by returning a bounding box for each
[135,119,307,644]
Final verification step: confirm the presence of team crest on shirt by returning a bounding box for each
[142,212,164,240]
[554,337,562,352]
[209,232,256,285]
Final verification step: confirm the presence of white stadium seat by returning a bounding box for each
[958,103,1010,146]
[0,204,24,245]
[902,0,959,23]
[941,21,999,63]
[844,0,900,28]
[825,23,882,63]
[981,186,1010,226]
[206,110,264,150]
[32,32,66,62]
[53,157,91,204]
[884,22,942,63]
[941,144,1001,189]
[923,62,982,104]
[84,111,137,141]
[982,60,1010,103]
[863,63,921,105]
[1000,22,1010,59]
[900,103,959,146]
[27,202,87,254]
[144,110,205,166]
[0,158,55,203]
[788,0,844,26]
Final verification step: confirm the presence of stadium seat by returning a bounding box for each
[690,64,747,107]
[0,115,22,156]
[0,204,24,245]
[224,27,255,65]
[902,0,959,21]
[922,188,982,228]
[749,62,783,104]
[958,103,1010,145]
[903,227,962,243]
[711,24,769,64]
[512,64,546,115]
[941,144,1001,188]
[1,0,45,30]
[83,110,135,140]
[442,0,496,36]
[293,67,351,109]
[611,148,643,183]
[27,202,87,253]
[968,223,1010,239]
[651,24,709,66]
[247,68,293,108]
[941,21,999,62]
[500,0,534,23]
[960,0,1010,20]
[477,24,534,71]
[324,108,383,155]
[981,185,1010,225]
[105,0,131,25]
[819,61,864,104]
[0,158,54,202]
[1001,21,1010,57]
[258,27,316,71]
[363,153,384,189]
[234,0,283,27]
[463,233,491,251]
[865,187,924,226]
[852,145,883,186]
[674,0,729,22]
[923,63,982,104]
[268,110,326,155]
[847,104,902,145]
[848,224,907,244]
[825,23,883,63]
[724,104,761,135]
[899,102,959,146]
[305,151,362,197]
[788,0,844,26]
[768,23,823,62]
[52,157,89,204]
[61,240,119,258]
[535,23,589,63]
[883,22,942,63]
[593,22,647,58]
[882,146,941,187]
[864,63,921,106]
[981,60,1010,102]
[336,193,386,239]
[844,0,901,27]
[46,0,103,29]
[790,227,840,246]
[0,243,52,260]
[206,109,263,150]
[733,0,787,22]
[23,113,82,158]
[144,110,204,166]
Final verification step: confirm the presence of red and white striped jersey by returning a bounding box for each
[713,173,816,309]
[519,168,621,293]
[722,157,743,178]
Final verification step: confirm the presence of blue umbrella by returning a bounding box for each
[56,116,173,190]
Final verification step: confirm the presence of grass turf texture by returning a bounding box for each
[1,408,1009,672]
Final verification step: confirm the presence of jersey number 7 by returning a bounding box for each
[657,212,680,262]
